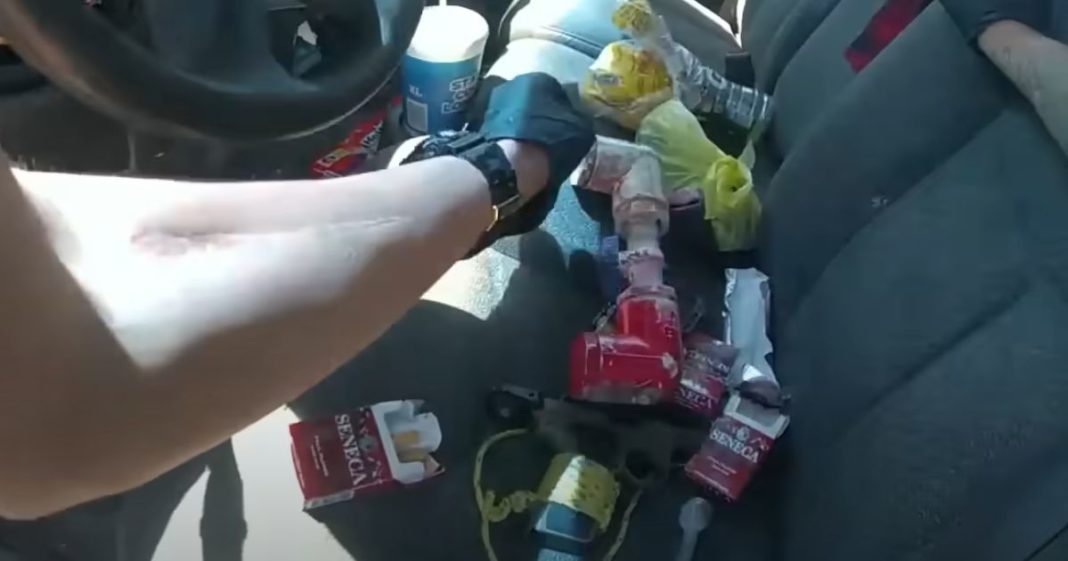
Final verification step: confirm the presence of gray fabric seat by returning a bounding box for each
[765,0,881,154]
[739,0,842,94]
[743,0,922,157]
[762,5,1068,560]
[494,1,1068,561]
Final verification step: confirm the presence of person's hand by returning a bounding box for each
[940,0,1051,43]
[473,73,595,248]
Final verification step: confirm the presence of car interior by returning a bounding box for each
[1,0,1067,560]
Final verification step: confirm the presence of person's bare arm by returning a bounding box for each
[978,20,1068,154]
[0,140,549,519]
[939,1,1064,152]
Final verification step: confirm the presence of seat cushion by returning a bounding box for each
[778,105,1068,561]
[762,8,1009,328]
[763,4,1068,560]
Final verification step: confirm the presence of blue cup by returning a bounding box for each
[402,6,489,134]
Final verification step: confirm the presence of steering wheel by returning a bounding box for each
[0,0,422,140]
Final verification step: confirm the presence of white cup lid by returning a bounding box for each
[407,5,490,63]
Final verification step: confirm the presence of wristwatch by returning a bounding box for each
[405,131,522,230]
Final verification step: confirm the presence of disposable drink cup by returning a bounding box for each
[402,6,489,134]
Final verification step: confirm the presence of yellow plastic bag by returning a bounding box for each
[636,100,762,251]
[581,41,674,130]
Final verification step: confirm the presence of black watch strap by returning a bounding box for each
[457,141,522,227]
[402,131,522,228]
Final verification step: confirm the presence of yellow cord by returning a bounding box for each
[474,429,529,561]
[603,489,642,561]
[473,430,643,561]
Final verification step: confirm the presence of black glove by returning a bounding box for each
[473,73,595,249]
[404,73,594,255]
[940,0,1051,43]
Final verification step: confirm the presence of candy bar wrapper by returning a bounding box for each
[685,393,789,501]
[310,97,400,178]
[675,334,736,418]
[289,400,443,510]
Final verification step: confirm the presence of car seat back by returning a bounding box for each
[741,0,842,94]
[764,0,888,155]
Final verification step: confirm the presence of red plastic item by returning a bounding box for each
[569,284,683,404]
[310,96,400,178]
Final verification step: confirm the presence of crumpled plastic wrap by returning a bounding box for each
[610,0,685,97]
[582,40,675,130]
[637,99,761,251]
[584,0,774,135]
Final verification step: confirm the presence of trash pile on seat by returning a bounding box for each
[583,0,772,253]
[286,2,785,559]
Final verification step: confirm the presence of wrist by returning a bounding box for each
[496,140,550,200]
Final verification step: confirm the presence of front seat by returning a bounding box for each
[494,1,1068,560]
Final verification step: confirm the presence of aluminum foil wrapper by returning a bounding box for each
[724,268,782,404]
